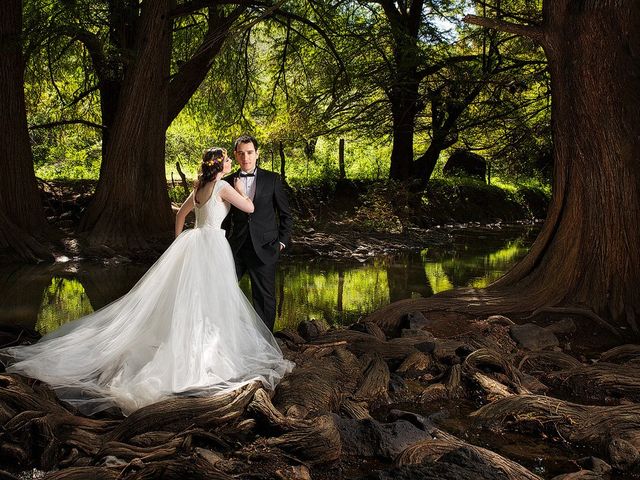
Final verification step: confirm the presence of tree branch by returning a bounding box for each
[417,55,480,79]
[169,0,242,18]
[167,5,245,124]
[463,14,545,44]
[29,120,106,130]
[260,4,346,76]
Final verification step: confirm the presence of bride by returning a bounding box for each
[0,147,294,416]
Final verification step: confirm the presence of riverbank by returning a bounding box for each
[36,177,549,262]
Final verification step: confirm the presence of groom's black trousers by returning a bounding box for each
[234,238,277,332]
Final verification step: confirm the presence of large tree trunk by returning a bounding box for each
[98,0,138,160]
[496,0,640,326]
[368,1,640,333]
[0,0,50,261]
[383,0,423,181]
[80,0,173,250]
[388,89,418,181]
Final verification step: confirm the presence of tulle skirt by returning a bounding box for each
[0,226,294,415]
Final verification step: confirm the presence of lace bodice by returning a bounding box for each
[194,180,231,229]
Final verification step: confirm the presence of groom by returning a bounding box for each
[223,135,293,332]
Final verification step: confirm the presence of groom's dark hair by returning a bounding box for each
[234,134,258,152]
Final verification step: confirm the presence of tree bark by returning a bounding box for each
[491,0,640,327]
[382,0,422,181]
[80,0,174,250]
[388,81,420,181]
[0,0,50,261]
[412,140,444,182]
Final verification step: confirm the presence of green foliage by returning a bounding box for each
[167,185,190,204]
[24,0,552,188]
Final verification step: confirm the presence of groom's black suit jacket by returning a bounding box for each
[223,168,293,265]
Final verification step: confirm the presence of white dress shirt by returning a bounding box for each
[239,168,257,200]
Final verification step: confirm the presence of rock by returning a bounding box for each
[297,319,327,341]
[510,323,559,350]
[387,410,436,432]
[545,318,577,336]
[442,150,487,182]
[607,437,640,472]
[400,329,435,340]
[406,311,433,330]
[333,416,432,459]
[576,456,611,475]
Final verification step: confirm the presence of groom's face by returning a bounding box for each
[234,142,258,173]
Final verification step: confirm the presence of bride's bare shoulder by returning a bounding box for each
[194,180,216,204]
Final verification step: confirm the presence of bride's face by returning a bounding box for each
[222,155,232,174]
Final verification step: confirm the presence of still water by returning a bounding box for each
[0,224,538,335]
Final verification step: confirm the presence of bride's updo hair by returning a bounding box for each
[196,147,226,188]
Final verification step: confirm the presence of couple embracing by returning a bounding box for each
[1,135,294,415]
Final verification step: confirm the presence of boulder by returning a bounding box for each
[443,150,487,182]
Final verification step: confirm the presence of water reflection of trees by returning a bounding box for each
[422,240,529,293]
[274,261,393,330]
[0,232,533,334]
[0,265,53,329]
[37,278,94,334]
[276,239,530,327]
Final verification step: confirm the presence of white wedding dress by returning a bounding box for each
[0,180,294,415]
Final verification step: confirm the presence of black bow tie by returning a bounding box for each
[239,172,255,177]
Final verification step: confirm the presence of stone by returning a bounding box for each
[510,323,559,350]
[442,150,487,182]
[333,416,432,460]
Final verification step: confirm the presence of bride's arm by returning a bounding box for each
[175,190,196,237]
[220,181,255,213]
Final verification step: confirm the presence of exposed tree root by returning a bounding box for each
[471,394,640,469]
[396,432,542,480]
[547,362,640,403]
[364,286,629,339]
[2,316,636,478]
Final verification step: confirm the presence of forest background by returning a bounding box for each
[28,0,549,186]
[0,0,551,260]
